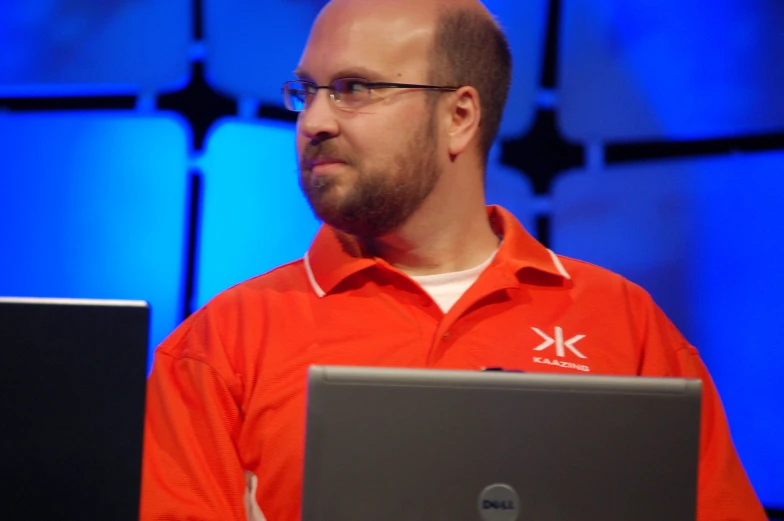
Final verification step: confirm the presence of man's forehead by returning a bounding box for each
[320,0,491,19]
[298,0,437,80]
[296,0,495,80]
[312,0,493,35]
[319,0,440,25]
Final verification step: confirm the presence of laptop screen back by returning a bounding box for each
[303,366,701,521]
[0,298,149,521]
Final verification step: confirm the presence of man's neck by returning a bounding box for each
[364,200,499,276]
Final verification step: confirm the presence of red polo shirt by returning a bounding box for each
[141,206,765,521]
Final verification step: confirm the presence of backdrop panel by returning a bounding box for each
[485,143,536,233]
[0,0,191,95]
[203,0,325,101]
[558,0,784,142]
[197,119,321,309]
[0,112,189,359]
[551,153,784,508]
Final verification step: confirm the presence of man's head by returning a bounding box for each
[428,6,512,162]
[293,0,511,238]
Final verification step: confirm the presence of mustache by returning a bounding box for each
[300,142,351,166]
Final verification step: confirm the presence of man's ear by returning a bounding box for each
[446,86,481,159]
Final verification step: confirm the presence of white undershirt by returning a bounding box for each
[409,249,498,313]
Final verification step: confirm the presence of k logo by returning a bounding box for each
[531,327,587,359]
[531,326,591,372]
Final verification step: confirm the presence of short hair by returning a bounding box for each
[428,8,512,163]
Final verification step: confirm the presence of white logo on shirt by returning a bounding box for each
[531,327,590,372]
[531,327,587,358]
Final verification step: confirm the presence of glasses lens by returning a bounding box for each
[331,78,369,108]
[283,81,312,111]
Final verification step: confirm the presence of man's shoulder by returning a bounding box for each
[547,253,687,359]
[553,253,653,303]
[155,259,313,358]
[207,258,313,308]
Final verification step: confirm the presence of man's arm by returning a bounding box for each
[675,346,767,521]
[140,319,247,521]
[636,288,767,521]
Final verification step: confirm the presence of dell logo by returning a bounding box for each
[483,500,516,510]
[478,484,520,521]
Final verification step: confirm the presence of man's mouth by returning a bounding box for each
[305,157,346,175]
[305,157,345,167]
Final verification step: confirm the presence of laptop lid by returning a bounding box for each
[303,365,701,521]
[0,297,149,521]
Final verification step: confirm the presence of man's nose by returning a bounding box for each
[298,89,339,141]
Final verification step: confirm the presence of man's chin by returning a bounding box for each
[314,207,403,239]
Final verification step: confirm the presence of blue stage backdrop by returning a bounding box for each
[558,0,784,141]
[0,112,190,357]
[196,119,321,309]
[0,0,191,95]
[552,154,784,506]
[0,0,782,510]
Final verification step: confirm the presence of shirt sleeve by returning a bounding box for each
[140,313,247,521]
[677,347,768,521]
[636,288,767,521]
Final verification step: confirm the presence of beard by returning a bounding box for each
[298,113,441,238]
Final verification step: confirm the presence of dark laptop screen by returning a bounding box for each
[0,298,149,521]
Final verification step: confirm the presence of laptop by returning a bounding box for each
[303,365,701,521]
[0,297,149,521]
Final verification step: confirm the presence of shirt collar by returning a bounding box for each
[488,206,571,281]
[304,205,570,297]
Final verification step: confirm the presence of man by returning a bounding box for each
[140,0,766,519]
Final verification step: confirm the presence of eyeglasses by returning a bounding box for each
[282,77,460,112]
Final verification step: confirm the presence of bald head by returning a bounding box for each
[305,0,510,160]
[317,0,492,27]
[301,0,436,89]
[320,0,493,19]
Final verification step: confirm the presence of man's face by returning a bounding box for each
[295,2,444,238]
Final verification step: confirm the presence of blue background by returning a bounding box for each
[0,0,782,510]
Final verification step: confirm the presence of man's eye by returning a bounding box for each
[336,80,368,95]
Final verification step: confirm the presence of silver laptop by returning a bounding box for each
[0,297,149,521]
[303,366,701,521]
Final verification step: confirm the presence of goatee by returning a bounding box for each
[299,114,440,238]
